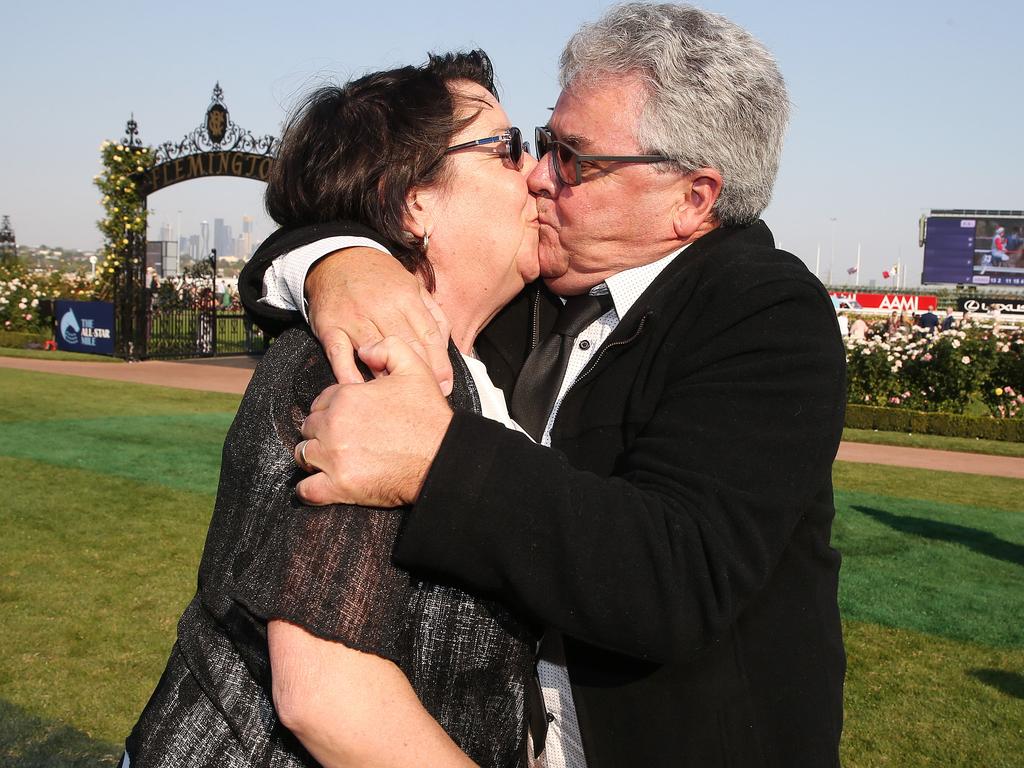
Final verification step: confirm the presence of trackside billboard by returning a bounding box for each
[829,292,938,312]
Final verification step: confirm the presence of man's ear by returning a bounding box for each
[404,187,435,240]
[672,168,723,239]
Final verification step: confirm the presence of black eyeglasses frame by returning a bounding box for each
[534,126,671,186]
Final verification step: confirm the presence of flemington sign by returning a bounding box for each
[137,151,273,195]
[129,82,278,195]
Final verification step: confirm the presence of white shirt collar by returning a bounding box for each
[600,243,689,319]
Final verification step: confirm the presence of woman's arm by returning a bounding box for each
[269,619,476,768]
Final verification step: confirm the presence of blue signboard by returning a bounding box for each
[923,214,1024,286]
[55,300,115,355]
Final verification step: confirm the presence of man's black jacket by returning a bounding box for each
[239,221,848,768]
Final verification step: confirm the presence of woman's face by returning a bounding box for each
[420,82,539,312]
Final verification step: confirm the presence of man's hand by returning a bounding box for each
[295,337,454,508]
[305,248,453,395]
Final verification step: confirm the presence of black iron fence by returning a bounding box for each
[114,240,267,360]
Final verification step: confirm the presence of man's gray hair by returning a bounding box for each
[559,3,789,225]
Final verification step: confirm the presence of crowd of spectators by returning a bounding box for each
[838,307,970,340]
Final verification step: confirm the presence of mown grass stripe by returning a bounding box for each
[834,460,1024,513]
[0,414,235,495]
[0,368,240,424]
[833,489,1023,647]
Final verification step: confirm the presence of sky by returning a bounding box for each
[2,0,1021,287]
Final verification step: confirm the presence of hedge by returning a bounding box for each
[0,330,51,349]
[846,404,1024,442]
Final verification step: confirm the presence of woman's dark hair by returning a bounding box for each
[265,50,497,289]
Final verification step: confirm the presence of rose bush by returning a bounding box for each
[845,322,1023,417]
[979,331,1024,418]
[0,263,96,335]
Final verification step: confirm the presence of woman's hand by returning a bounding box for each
[305,248,453,395]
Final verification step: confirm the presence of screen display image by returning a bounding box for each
[922,213,1024,286]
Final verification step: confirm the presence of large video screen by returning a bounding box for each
[922,214,1024,286]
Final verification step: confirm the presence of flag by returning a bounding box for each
[891,264,900,275]
[847,266,858,275]
[882,269,892,279]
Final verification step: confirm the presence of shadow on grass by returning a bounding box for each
[969,669,1024,700]
[0,698,120,767]
[852,506,1024,567]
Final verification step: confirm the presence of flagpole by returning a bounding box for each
[829,217,838,289]
[855,243,861,287]
[815,244,820,279]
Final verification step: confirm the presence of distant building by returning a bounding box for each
[214,218,234,257]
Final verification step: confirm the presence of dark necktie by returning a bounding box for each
[511,290,614,441]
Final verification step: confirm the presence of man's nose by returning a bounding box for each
[527,150,557,199]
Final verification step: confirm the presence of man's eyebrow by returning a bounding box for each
[547,126,590,151]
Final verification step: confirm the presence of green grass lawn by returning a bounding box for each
[1,367,1021,767]
[842,426,1024,458]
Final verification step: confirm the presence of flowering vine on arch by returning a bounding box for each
[93,117,154,299]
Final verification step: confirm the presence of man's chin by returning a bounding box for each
[538,249,569,281]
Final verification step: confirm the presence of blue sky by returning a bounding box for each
[3,0,1021,286]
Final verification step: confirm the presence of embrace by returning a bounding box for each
[123,4,846,767]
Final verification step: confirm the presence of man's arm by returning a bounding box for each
[298,264,846,664]
[238,224,452,391]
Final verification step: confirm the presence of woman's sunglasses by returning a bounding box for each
[534,126,671,186]
[445,126,527,169]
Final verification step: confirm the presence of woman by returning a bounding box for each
[124,50,540,767]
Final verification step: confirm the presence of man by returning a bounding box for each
[241,5,846,766]
[918,309,940,334]
[941,307,956,331]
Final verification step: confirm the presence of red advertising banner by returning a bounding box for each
[829,292,938,312]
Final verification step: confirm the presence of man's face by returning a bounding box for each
[528,74,690,296]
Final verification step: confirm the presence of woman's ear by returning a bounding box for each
[404,187,435,240]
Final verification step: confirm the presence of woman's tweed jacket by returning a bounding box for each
[126,328,534,768]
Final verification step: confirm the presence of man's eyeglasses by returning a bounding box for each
[445,126,527,169]
[534,126,671,186]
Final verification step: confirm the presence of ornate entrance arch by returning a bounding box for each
[113,84,278,359]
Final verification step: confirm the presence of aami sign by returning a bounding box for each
[829,292,938,312]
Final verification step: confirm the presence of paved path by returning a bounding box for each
[836,442,1024,480]
[3,355,1023,480]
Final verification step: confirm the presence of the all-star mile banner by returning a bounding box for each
[55,300,115,355]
